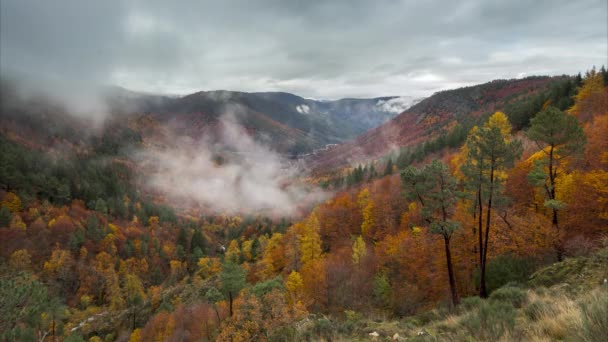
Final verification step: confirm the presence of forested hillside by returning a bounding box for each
[306,75,579,172]
[1,68,607,341]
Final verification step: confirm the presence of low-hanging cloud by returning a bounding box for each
[3,74,112,126]
[296,104,310,114]
[135,111,328,216]
[376,96,423,114]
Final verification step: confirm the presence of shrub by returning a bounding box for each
[337,310,363,335]
[460,301,516,341]
[414,310,442,326]
[459,296,482,312]
[268,326,296,342]
[489,286,527,308]
[480,254,534,293]
[313,318,335,339]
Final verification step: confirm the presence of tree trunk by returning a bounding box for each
[553,209,563,261]
[480,161,495,299]
[214,306,221,325]
[548,146,563,261]
[443,236,460,306]
[229,292,233,317]
[477,187,488,298]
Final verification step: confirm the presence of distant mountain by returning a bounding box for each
[106,89,422,155]
[306,76,569,171]
[0,80,421,156]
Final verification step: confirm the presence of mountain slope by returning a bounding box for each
[0,80,418,156]
[135,90,418,155]
[306,76,566,171]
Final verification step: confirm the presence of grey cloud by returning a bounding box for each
[1,0,606,100]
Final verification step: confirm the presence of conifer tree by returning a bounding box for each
[220,262,246,317]
[527,107,586,260]
[402,160,460,306]
[460,112,522,297]
[384,158,394,176]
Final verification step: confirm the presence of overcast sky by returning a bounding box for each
[1,0,606,99]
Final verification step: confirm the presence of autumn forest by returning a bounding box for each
[1,67,607,341]
[2,1,608,341]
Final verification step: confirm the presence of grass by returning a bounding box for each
[578,288,608,342]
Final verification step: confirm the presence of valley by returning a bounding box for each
[1,1,607,341]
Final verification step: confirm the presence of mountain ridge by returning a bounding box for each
[305,76,569,171]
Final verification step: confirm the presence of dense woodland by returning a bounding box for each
[1,68,607,341]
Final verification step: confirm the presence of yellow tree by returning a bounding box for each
[43,247,76,296]
[1,192,21,212]
[358,188,375,237]
[258,233,285,279]
[9,249,32,271]
[197,257,222,280]
[225,239,241,263]
[569,68,607,120]
[241,239,254,262]
[95,252,124,310]
[124,273,146,329]
[9,214,26,230]
[352,235,367,265]
[128,329,141,342]
[285,271,304,305]
[299,211,322,267]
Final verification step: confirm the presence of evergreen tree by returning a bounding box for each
[94,198,108,215]
[205,287,224,324]
[402,160,461,306]
[384,158,394,176]
[86,214,103,242]
[190,229,207,254]
[0,206,12,227]
[461,112,522,298]
[250,238,261,260]
[0,273,51,340]
[368,163,377,181]
[526,107,586,261]
[220,262,246,317]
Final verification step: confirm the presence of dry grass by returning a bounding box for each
[524,291,582,340]
[394,285,606,341]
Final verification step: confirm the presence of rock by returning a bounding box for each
[393,332,401,340]
[369,331,380,337]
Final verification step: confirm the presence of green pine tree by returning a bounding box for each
[402,160,461,306]
[526,107,586,261]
